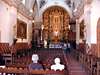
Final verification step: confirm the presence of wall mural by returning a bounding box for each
[17,19,27,39]
[43,6,70,43]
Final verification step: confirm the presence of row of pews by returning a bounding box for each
[0,44,68,75]
[0,43,31,65]
[14,49,67,70]
[0,43,31,53]
[0,67,65,75]
[14,49,68,75]
[71,49,100,75]
[0,43,10,54]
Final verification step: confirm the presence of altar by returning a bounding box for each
[42,6,70,44]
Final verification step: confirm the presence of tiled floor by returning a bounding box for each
[66,54,90,75]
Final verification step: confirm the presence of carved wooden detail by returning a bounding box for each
[80,20,85,40]
[43,6,70,43]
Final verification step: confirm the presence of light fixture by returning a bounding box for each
[32,20,34,23]
[10,6,15,13]
[54,31,59,36]
[41,25,44,30]
[68,25,70,30]
[30,9,33,13]
[21,0,25,5]
[73,8,77,12]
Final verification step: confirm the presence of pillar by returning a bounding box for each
[76,19,80,45]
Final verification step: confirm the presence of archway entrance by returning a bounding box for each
[42,6,70,44]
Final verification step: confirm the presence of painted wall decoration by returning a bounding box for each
[40,0,46,8]
[17,19,27,39]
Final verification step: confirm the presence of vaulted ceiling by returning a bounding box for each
[23,0,85,22]
[26,0,73,22]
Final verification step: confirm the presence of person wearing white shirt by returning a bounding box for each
[51,58,65,71]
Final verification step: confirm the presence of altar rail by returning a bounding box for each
[71,49,100,75]
[0,67,65,75]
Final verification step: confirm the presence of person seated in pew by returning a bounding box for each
[28,54,43,70]
[51,58,65,71]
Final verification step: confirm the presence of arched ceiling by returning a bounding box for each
[25,0,72,22]
[40,1,72,17]
[39,0,72,22]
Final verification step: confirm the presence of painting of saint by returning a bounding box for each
[17,19,27,39]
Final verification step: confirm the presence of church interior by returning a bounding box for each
[0,0,100,75]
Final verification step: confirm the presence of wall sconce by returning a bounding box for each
[68,25,70,30]
[32,20,34,23]
[30,9,33,13]
[41,24,44,30]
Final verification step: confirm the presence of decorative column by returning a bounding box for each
[76,19,80,44]
[41,24,44,41]
[27,20,32,44]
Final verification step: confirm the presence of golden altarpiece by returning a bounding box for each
[43,6,70,43]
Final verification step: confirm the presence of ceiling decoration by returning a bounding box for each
[65,0,71,7]
[39,0,46,8]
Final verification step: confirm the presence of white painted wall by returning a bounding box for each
[90,0,100,44]
[83,0,100,44]
[0,1,32,44]
[0,1,17,45]
[84,4,91,44]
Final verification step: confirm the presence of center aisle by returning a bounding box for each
[66,53,90,75]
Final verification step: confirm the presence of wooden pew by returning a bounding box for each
[12,49,68,75]
[0,67,65,75]
[71,49,100,75]
[0,43,13,65]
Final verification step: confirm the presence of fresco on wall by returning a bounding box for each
[17,19,27,39]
